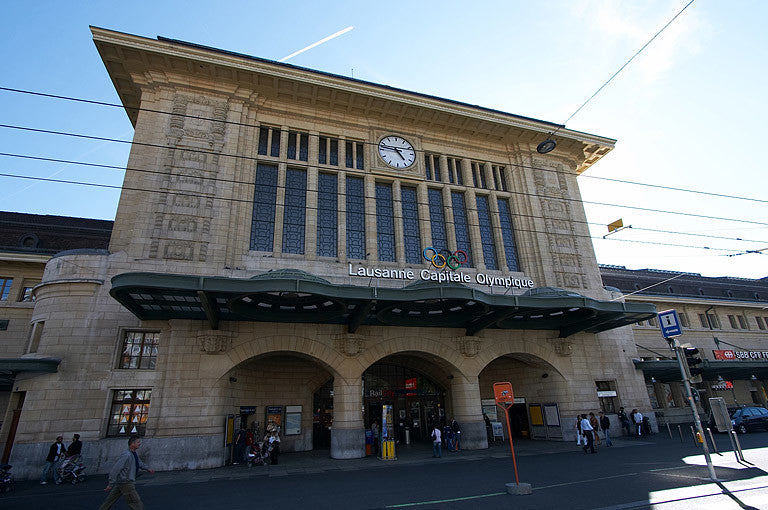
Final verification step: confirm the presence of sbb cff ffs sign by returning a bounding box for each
[494,382,514,405]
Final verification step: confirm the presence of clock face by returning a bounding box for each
[378,136,416,169]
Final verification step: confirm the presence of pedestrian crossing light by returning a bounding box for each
[683,347,703,384]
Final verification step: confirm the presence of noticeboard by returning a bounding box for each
[491,421,504,440]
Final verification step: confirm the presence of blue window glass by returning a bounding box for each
[330,139,339,166]
[319,137,327,164]
[270,129,280,157]
[282,168,307,255]
[250,164,278,251]
[356,142,364,170]
[300,134,308,161]
[376,183,395,262]
[424,155,432,181]
[346,176,366,259]
[401,187,421,264]
[257,127,269,155]
[345,141,354,168]
[476,195,497,270]
[428,189,447,253]
[317,173,338,257]
[451,191,472,267]
[498,198,520,271]
[287,132,297,160]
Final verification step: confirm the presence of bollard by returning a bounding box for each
[727,430,740,463]
[731,430,746,462]
[678,425,684,443]
[690,425,698,446]
[666,422,672,440]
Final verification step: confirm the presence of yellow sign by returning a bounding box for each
[607,219,623,233]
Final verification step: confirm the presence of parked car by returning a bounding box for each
[731,406,768,434]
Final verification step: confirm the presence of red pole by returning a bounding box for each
[503,404,520,485]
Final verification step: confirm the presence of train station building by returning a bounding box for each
[0,27,665,477]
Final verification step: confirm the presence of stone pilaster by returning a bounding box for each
[450,375,488,450]
[330,376,365,459]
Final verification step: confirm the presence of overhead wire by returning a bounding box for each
[2,150,767,247]
[1,85,765,206]
[2,123,766,230]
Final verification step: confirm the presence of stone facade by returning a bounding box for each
[1,28,657,479]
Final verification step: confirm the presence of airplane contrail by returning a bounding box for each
[279,26,354,62]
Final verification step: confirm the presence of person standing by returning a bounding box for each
[599,411,613,447]
[431,424,442,458]
[580,414,596,454]
[589,412,601,445]
[268,430,281,465]
[618,407,631,436]
[99,435,154,510]
[40,435,67,484]
[450,418,461,451]
[575,416,584,446]
[233,426,246,465]
[633,409,644,437]
[67,434,83,458]
[483,412,492,442]
[371,420,380,455]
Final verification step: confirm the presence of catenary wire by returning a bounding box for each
[2,123,767,230]
[1,84,765,205]
[2,151,767,247]
[0,171,748,255]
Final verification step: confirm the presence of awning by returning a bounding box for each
[633,359,768,383]
[109,269,657,337]
[0,358,61,390]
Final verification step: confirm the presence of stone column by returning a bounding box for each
[450,375,488,450]
[330,376,365,459]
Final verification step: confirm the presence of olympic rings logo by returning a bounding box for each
[422,247,467,270]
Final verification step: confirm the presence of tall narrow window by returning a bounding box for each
[447,158,463,185]
[425,154,441,182]
[287,131,309,162]
[493,165,507,191]
[428,189,447,252]
[401,187,421,264]
[476,195,497,270]
[471,162,486,189]
[257,126,281,157]
[119,331,160,369]
[282,168,307,254]
[451,191,472,267]
[317,173,338,257]
[345,141,365,170]
[497,198,519,271]
[0,277,12,301]
[319,136,340,166]
[107,389,151,437]
[346,176,366,259]
[250,164,278,251]
[376,183,395,262]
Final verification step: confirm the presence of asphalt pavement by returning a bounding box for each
[2,429,768,509]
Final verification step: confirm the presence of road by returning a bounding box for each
[2,431,767,509]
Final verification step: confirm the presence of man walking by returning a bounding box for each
[431,424,442,458]
[618,407,631,436]
[580,414,596,454]
[99,435,154,510]
[40,435,67,484]
[599,411,613,447]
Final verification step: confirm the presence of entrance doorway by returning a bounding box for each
[363,363,446,443]
[313,378,333,449]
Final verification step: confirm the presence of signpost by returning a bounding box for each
[657,309,718,481]
[494,382,531,495]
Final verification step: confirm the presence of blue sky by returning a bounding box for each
[1,1,766,279]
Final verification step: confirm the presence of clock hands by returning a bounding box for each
[380,144,411,160]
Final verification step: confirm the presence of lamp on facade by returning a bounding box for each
[650,377,657,383]
[536,138,557,154]
[751,374,758,380]
[717,375,724,383]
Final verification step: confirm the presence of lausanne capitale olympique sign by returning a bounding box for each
[347,263,534,290]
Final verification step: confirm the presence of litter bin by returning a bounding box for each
[405,427,411,445]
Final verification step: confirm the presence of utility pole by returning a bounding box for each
[658,310,718,481]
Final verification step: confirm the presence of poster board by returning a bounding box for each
[285,405,302,435]
[492,421,504,440]
[265,406,283,433]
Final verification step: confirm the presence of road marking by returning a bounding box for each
[383,491,506,508]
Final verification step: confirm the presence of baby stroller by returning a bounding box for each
[58,455,86,484]
[245,445,265,467]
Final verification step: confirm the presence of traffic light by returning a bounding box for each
[683,347,703,383]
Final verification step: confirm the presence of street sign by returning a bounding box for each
[493,382,514,405]
[658,309,682,338]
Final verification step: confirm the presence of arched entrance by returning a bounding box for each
[363,354,450,444]
[478,353,568,441]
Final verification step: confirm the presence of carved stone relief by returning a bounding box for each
[455,337,482,357]
[198,330,233,355]
[334,334,366,357]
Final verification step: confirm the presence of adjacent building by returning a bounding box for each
[1,27,662,478]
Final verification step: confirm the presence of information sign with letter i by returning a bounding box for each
[658,309,682,338]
